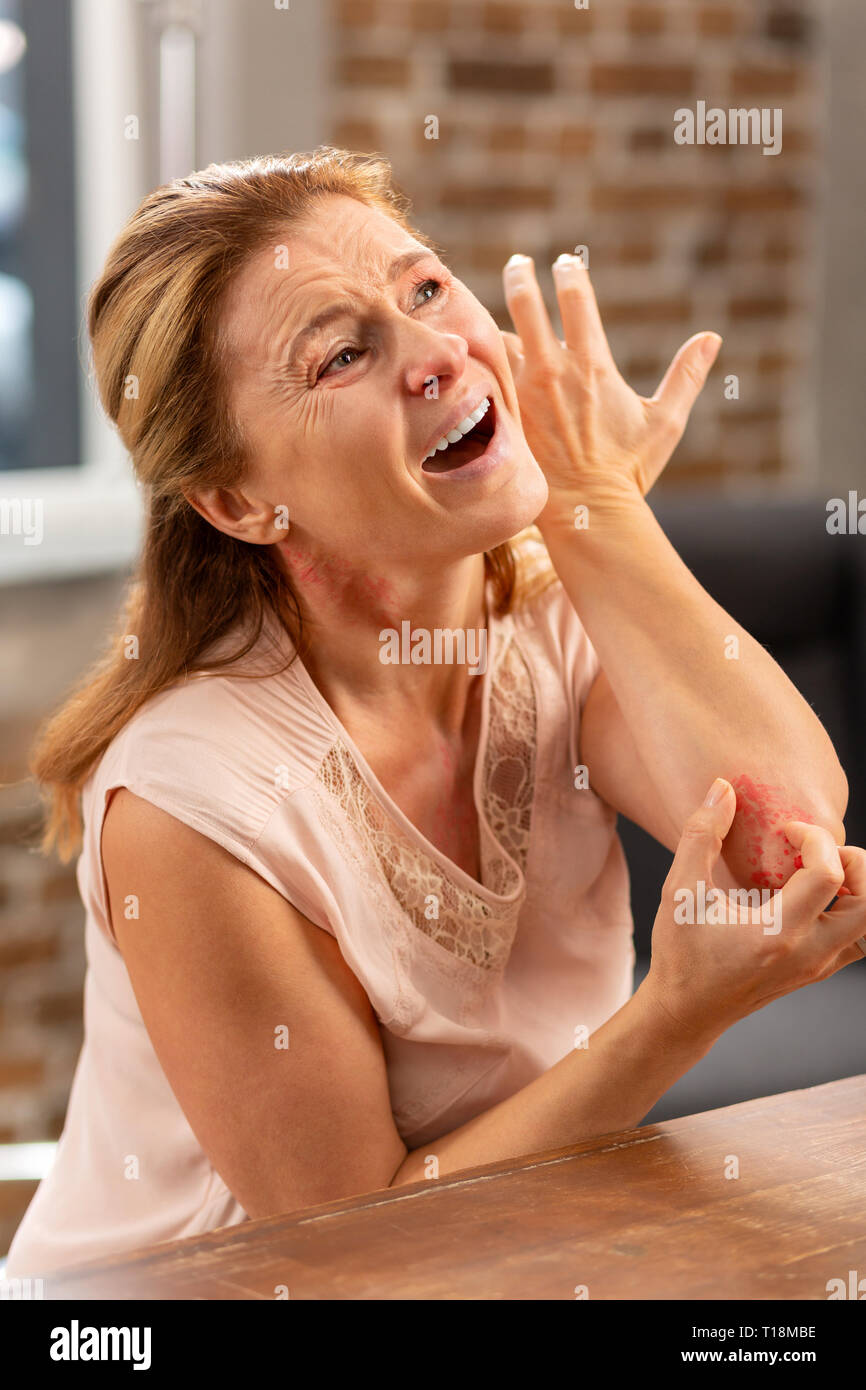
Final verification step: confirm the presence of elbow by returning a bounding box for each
[723,772,848,890]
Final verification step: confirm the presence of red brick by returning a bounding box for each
[591,64,694,97]
[336,54,409,88]
[448,59,554,94]
[663,455,729,483]
[465,242,525,272]
[486,124,527,154]
[0,805,42,848]
[332,119,383,152]
[0,1180,40,1255]
[729,295,791,319]
[616,241,656,264]
[0,933,59,968]
[723,185,804,212]
[482,2,525,33]
[765,9,812,46]
[556,125,595,157]
[698,5,737,38]
[730,63,805,99]
[627,4,666,35]
[695,240,729,266]
[408,0,452,29]
[40,868,79,904]
[763,240,798,262]
[440,183,554,211]
[756,455,784,476]
[0,1056,44,1089]
[717,406,781,426]
[776,128,814,154]
[630,128,668,151]
[601,297,692,325]
[757,351,801,374]
[334,0,378,24]
[592,185,701,213]
[37,992,83,1025]
[625,356,665,379]
[551,2,597,36]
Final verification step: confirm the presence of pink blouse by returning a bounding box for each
[5,566,635,1277]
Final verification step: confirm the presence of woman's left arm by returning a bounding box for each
[502,253,847,890]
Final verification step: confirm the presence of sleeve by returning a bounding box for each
[80,707,327,950]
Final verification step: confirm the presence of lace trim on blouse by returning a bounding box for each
[311,626,537,983]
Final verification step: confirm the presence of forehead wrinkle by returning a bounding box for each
[278,244,437,368]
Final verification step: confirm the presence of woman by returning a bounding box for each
[6,148,865,1278]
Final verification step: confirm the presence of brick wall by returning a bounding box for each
[331,0,825,485]
[0,574,126,1249]
[0,0,827,1251]
[0,574,130,1147]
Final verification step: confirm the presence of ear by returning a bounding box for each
[183,486,287,546]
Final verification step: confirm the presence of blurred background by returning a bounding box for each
[1,0,865,1256]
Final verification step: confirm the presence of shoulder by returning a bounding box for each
[88,634,336,854]
[507,531,600,706]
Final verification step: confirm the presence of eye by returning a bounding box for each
[317,345,366,379]
[412,277,444,307]
[314,275,447,382]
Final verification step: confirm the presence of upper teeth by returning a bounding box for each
[423,397,490,460]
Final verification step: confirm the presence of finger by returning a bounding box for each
[551,253,612,365]
[818,846,866,961]
[665,778,737,891]
[828,941,866,970]
[818,902,866,967]
[838,844,866,897]
[502,255,561,365]
[778,821,845,922]
[651,332,722,439]
[500,329,524,379]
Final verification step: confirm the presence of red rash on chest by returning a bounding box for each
[729,773,813,888]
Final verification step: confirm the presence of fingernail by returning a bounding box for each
[704,777,728,806]
[553,253,583,277]
[702,333,723,362]
[505,253,531,271]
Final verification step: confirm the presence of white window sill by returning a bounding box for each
[0,466,143,585]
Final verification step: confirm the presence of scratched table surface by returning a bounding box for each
[46,1075,866,1300]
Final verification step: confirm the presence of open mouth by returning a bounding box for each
[421,397,497,473]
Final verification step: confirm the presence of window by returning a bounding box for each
[0,0,79,473]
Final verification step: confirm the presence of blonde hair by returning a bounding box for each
[29,147,555,861]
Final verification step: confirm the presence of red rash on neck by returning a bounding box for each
[729,773,814,888]
[277,539,397,617]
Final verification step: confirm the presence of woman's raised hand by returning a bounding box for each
[500,253,722,517]
[641,778,866,1044]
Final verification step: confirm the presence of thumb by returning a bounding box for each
[666,778,737,889]
[651,332,722,440]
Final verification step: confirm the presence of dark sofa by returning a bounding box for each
[617,493,866,1122]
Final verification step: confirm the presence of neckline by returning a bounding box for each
[287,599,527,907]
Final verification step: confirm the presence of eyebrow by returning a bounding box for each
[283,248,437,366]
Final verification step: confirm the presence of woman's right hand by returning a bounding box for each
[641,778,866,1042]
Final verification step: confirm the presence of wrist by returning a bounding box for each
[632,973,723,1059]
[536,482,651,547]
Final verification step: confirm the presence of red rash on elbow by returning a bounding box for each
[728,773,813,888]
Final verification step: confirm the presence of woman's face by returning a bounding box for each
[216,194,548,577]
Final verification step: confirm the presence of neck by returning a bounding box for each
[273,533,490,736]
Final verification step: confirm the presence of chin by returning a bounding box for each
[477,451,550,551]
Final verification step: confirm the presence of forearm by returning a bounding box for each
[541,490,847,884]
[389,980,716,1186]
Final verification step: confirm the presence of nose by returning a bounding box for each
[400,318,469,397]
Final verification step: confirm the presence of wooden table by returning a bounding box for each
[46,1075,866,1300]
